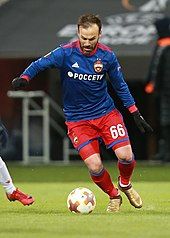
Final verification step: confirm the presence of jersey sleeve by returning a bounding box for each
[107,52,136,109]
[20,47,64,79]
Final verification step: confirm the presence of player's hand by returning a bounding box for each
[12,77,29,90]
[132,111,153,134]
[0,122,8,149]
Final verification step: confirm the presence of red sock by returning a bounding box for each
[90,168,119,198]
[118,158,136,185]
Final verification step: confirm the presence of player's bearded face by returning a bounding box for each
[78,24,101,55]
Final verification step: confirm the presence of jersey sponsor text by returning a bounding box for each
[67,71,104,81]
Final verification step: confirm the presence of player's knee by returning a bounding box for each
[118,154,133,162]
[84,154,103,173]
[115,145,133,161]
[87,160,103,173]
[89,163,103,173]
[118,153,133,161]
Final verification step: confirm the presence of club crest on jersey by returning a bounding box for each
[94,59,103,73]
[73,133,78,144]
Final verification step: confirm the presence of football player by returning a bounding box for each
[12,14,153,212]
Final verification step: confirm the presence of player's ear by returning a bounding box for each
[77,27,80,37]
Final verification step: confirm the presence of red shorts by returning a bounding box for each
[65,109,130,160]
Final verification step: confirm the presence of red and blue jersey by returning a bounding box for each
[21,40,136,121]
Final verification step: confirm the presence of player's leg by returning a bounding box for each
[0,156,16,194]
[80,140,118,198]
[79,140,122,212]
[100,109,142,208]
[115,145,136,187]
[0,156,34,206]
[114,145,142,208]
[66,121,122,212]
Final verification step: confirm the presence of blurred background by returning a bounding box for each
[0,0,170,164]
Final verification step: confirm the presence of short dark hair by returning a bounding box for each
[77,14,102,32]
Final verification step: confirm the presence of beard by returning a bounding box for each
[81,44,97,55]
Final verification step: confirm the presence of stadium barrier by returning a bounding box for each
[7,90,77,164]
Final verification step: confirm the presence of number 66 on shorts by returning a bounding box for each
[110,124,126,139]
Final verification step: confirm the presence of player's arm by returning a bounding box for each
[12,47,64,90]
[108,53,153,134]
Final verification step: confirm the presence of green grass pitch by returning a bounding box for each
[0,163,169,238]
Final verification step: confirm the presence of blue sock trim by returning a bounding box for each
[90,167,105,177]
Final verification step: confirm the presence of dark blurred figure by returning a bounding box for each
[145,17,170,162]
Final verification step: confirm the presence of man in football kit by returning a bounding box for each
[0,121,34,206]
[12,14,153,212]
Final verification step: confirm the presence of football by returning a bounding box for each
[67,187,96,214]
